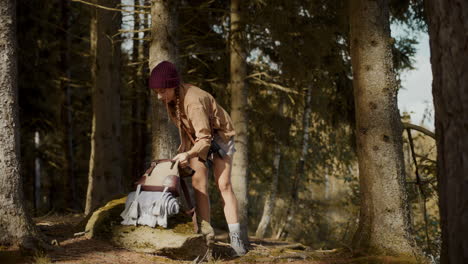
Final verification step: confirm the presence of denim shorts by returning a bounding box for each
[213,134,236,157]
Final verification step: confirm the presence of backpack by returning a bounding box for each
[121,159,198,232]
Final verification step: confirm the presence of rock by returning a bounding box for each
[111,225,207,260]
[85,197,127,239]
[85,197,210,260]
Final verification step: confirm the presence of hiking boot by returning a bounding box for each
[229,231,248,256]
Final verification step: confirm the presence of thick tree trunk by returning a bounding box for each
[255,143,281,238]
[85,0,123,215]
[230,0,249,242]
[425,1,468,263]
[0,0,40,248]
[276,85,312,240]
[349,0,421,257]
[148,0,179,160]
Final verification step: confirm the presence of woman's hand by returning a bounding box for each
[172,152,189,167]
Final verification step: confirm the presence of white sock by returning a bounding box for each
[228,223,241,233]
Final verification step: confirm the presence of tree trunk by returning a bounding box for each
[85,0,123,215]
[255,143,281,238]
[276,84,312,240]
[148,0,179,160]
[130,0,149,183]
[425,1,468,263]
[255,98,285,238]
[349,0,421,257]
[0,0,41,248]
[230,0,249,242]
[34,131,42,213]
[60,0,76,210]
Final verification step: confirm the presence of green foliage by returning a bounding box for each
[390,0,427,31]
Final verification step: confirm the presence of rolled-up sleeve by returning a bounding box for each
[186,103,212,160]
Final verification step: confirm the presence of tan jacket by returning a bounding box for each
[167,84,235,161]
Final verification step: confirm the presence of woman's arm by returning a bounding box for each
[185,104,212,161]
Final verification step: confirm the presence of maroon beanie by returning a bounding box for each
[149,61,180,90]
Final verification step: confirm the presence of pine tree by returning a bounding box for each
[349,0,422,258]
[85,0,123,214]
[0,0,41,249]
[229,0,249,242]
[425,0,468,263]
[148,0,179,159]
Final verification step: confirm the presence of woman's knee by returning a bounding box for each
[217,178,233,193]
[192,174,208,192]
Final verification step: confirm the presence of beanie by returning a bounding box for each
[149,61,180,90]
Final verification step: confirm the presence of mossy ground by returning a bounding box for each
[0,209,428,264]
[87,197,196,239]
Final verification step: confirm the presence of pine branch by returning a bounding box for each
[112,28,151,38]
[118,4,151,9]
[71,0,149,14]
[249,77,299,94]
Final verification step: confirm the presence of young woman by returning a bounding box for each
[149,61,247,256]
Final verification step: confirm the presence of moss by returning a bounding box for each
[346,255,425,264]
[85,197,127,239]
[87,197,196,237]
[232,255,259,263]
[172,221,196,234]
[349,246,429,264]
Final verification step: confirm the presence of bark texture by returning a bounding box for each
[148,0,179,160]
[130,0,149,185]
[230,0,249,241]
[85,0,123,215]
[0,0,39,247]
[425,1,468,263]
[255,143,281,238]
[60,0,76,209]
[349,0,421,257]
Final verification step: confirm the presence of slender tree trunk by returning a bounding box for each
[276,84,312,240]
[130,0,149,182]
[85,0,123,215]
[34,131,42,213]
[425,1,468,263]
[230,0,249,242]
[0,0,41,248]
[148,0,179,159]
[130,0,142,182]
[349,0,421,257]
[60,0,76,210]
[256,97,286,238]
[255,143,281,238]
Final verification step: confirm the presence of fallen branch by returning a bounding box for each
[402,122,435,139]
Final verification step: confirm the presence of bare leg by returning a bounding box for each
[189,157,210,223]
[213,155,239,224]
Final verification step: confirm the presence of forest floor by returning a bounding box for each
[0,214,418,264]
